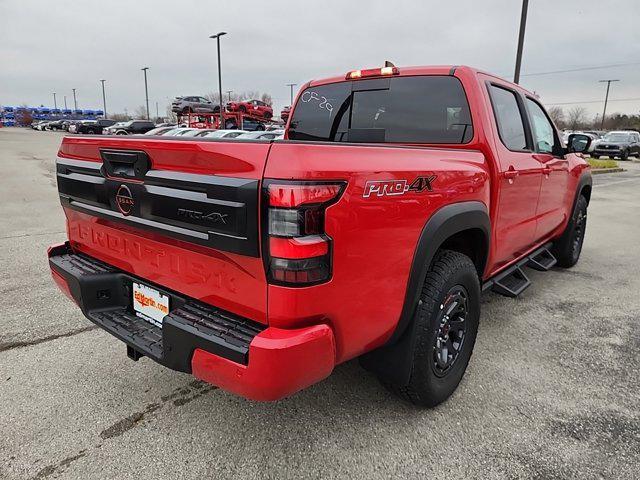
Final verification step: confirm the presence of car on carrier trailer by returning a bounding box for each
[48,65,592,406]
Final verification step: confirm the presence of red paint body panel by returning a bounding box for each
[49,65,589,401]
[65,209,269,323]
[264,142,490,362]
[58,135,270,179]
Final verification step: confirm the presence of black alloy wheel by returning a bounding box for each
[431,286,469,377]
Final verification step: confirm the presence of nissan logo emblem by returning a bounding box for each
[115,184,134,216]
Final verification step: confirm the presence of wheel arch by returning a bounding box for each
[579,174,592,205]
[360,201,490,386]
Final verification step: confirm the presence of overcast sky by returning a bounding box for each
[1,0,639,118]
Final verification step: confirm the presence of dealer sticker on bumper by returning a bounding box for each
[132,282,169,328]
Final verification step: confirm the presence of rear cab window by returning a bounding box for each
[288,76,473,144]
[487,85,528,151]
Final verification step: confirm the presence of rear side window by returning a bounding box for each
[489,85,527,151]
[288,76,473,144]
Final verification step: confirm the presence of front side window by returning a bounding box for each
[526,98,556,154]
[289,76,473,143]
[488,85,527,151]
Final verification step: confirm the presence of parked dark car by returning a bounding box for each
[76,119,117,134]
[103,120,156,135]
[592,131,640,160]
[47,120,65,131]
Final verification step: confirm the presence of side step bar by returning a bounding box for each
[482,244,556,298]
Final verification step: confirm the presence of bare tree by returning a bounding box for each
[165,106,177,123]
[547,106,565,129]
[133,105,148,119]
[260,93,273,106]
[110,113,130,122]
[566,106,588,131]
[206,90,273,107]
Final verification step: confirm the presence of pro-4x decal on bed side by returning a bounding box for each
[363,175,437,198]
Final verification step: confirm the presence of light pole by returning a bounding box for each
[141,67,150,120]
[100,79,107,118]
[599,79,619,130]
[72,88,77,110]
[156,101,159,120]
[286,83,297,105]
[52,92,57,110]
[63,96,67,110]
[209,32,227,124]
[226,90,233,102]
[513,0,529,84]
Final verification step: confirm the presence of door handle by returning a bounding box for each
[503,167,519,180]
[542,167,552,176]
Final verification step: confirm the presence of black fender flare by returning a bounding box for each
[553,171,592,248]
[360,201,490,385]
[574,170,593,207]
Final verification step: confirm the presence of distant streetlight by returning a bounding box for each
[513,0,529,84]
[141,67,150,120]
[100,79,107,118]
[226,90,233,102]
[209,32,227,123]
[72,88,77,110]
[52,92,57,110]
[599,79,620,129]
[63,96,67,110]
[286,83,297,105]
[156,101,159,119]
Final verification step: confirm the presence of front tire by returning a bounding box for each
[620,149,629,161]
[553,195,588,268]
[387,250,480,407]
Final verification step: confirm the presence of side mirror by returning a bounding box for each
[567,133,591,154]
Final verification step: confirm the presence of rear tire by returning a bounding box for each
[386,250,480,407]
[620,149,629,161]
[553,195,588,268]
[591,154,600,159]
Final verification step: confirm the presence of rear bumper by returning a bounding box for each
[48,242,335,401]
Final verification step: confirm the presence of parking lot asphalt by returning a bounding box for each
[0,128,638,479]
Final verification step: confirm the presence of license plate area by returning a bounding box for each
[132,282,170,328]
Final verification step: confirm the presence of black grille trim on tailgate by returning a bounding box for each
[49,244,265,369]
[56,157,260,257]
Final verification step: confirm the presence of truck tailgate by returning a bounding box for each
[56,136,270,323]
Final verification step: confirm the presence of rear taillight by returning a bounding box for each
[264,181,345,286]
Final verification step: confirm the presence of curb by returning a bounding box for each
[591,167,625,175]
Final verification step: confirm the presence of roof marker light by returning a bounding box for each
[346,66,399,80]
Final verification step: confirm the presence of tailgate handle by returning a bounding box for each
[100,150,150,180]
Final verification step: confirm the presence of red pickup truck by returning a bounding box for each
[48,65,592,406]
